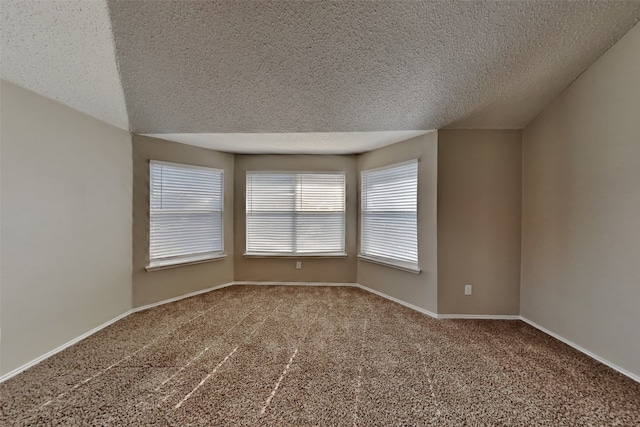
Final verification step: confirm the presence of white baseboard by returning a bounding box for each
[234,281,357,287]
[354,285,638,383]
[520,316,639,384]
[3,282,636,385]
[354,283,438,318]
[354,284,517,320]
[132,282,235,313]
[0,310,132,383]
[437,314,521,320]
[0,281,235,384]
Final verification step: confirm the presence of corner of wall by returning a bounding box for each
[356,132,439,314]
[519,22,640,377]
[436,129,522,316]
[131,136,236,308]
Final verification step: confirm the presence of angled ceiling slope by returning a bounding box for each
[1,0,128,130]
[2,1,639,149]
[107,0,640,134]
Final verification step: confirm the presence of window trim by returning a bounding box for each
[146,253,227,272]
[243,252,347,258]
[245,171,347,256]
[359,159,419,272]
[147,160,225,270]
[357,254,421,274]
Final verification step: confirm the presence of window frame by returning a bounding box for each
[245,171,347,257]
[146,160,226,271]
[359,160,420,274]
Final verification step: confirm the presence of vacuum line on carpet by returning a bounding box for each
[37,296,235,410]
[260,308,324,415]
[171,304,282,409]
[158,302,265,394]
[158,346,210,389]
[352,318,368,426]
[417,344,436,398]
[175,346,239,409]
[246,305,281,341]
[260,348,298,415]
[417,343,441,416]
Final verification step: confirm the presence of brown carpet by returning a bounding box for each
[1,285,639,426]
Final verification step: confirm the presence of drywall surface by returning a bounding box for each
[142,131,431,155]
[107,1,640,132]
[132,135,234,307]
[234,155,358,283]
[521,23,640,377]
[437,130,522,315]
[357,132,438,314]
[1,1,128,130]
[0,80,132,375]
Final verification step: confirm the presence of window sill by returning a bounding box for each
[146,253,227,271]
[244,253,348,259]
[357,255,421,274]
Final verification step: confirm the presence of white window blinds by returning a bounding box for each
[150,161,224,266]
[360,160,418,269]
[246,172,346,255]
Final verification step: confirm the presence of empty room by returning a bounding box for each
[1,0,639,425]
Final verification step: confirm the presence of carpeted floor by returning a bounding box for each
[1,285,639,426]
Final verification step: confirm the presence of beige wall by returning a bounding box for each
[437,130,522,315]
[521,23,640,376]
[132,135,234,307]
[0,80,132,375]
[234,155,358,283]
[357,132,438,314]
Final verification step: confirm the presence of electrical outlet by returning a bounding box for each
[296,261,302,269]
[465,284,472,295]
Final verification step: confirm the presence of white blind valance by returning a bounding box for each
[150,161,224,264]
[361,161,418,268]
[246,172,346,255]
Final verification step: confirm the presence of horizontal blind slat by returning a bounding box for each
[150,162,224,262]
[246,172,345,254]
[361,162,418,264]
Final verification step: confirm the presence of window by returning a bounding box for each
[148,161,224,269]
[246,172,346,256]
[360,160,419,273]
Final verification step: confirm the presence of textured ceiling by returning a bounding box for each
[143,131,432,155]
[2,1,639,153]
[1,0,128,130]
[107,0,640,134]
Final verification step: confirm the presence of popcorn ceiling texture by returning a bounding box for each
[107,0,640,133]
[2,1,640,138]
[0,0,129,130]
[1,286,639,425]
